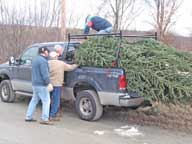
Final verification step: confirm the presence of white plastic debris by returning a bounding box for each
[114,126,143,137]
[120,125,130,129]
[165,63,169,67]
[94,130,105,135]
[177,71,189,75]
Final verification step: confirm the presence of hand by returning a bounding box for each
[48,83,53,92]
[73,64,78,69]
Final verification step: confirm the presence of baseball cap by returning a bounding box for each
[38,46,50,54]
[49,51,59,58]
[85,15,91,23]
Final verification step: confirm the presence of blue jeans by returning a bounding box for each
[25,86,50,121]
[97,26,112,34]
[50,86,61,118]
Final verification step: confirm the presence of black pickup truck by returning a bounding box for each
[0,33,144,121]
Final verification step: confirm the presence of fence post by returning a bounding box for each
[155,32,158,40]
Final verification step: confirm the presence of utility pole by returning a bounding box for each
[60,0,66,40]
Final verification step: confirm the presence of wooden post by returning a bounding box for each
[60,0,66,40]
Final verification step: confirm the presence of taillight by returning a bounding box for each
[112,61,116,67]
[119,75,127,90]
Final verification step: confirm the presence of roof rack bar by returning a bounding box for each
[121,35,156,39]
[115,30,122,67]
[68,32,121,40]
[67,31,157,67]
[68,32,157,40]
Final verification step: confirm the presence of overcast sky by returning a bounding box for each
[4,0,192,36]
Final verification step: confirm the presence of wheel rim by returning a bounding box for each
[1,84,9,100]
[79,97,93,116]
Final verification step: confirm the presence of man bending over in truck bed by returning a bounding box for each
[83,15,112,34]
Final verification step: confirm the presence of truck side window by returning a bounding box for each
[65,44,79,63]
[65,46,74,61]
[20,47,38,65]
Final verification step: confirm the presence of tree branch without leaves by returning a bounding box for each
[145,0,182,42]
[96,0,142,32]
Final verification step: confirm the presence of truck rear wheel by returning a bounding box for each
[0,80,15,103]
[75,90,103,121]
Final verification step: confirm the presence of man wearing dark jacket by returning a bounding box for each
[83,15,112,34]
[25,47,53,125]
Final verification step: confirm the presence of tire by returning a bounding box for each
[0,80,15,103]
[75,90,103,121]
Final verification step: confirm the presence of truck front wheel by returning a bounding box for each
[75,90,103,121]
[0,80,15,103]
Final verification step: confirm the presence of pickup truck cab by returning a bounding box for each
[0,38,144,121]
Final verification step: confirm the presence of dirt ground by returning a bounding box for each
[62,100,192,133]
[105,102,192,133]
[1,98,192,144]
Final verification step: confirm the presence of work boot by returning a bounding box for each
[25,118,37,122]
[49,117,61,121]
[40,120,54,125]
[56,108,63,118]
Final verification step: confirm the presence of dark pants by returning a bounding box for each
[50,86,61,118]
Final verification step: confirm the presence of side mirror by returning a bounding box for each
[24,59,32,65]
[9,56,15,65]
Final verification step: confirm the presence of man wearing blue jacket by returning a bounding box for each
[83,15,112,34]
[25,47,53,125]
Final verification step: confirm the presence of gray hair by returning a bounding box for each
[54,44,62,50]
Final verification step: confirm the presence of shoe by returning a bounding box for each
[56,108,63,118]
[25,119,37,122]
[49,117,61,121]
[56,113,62,118]
[39,120,54,125]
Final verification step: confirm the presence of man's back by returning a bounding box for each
[49,60,65,86]
[83,15,112,34]
[91,16,112,31]
[32,55,50,86]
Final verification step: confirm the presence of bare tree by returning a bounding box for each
[145,0,183,41]
[0,0,91,61]
[96,0,142,32]
[0,0,62,62]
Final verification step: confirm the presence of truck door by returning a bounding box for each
[12,46,38,93]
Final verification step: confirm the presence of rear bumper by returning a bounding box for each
[119,93,144,107]
[98,91,144,107]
